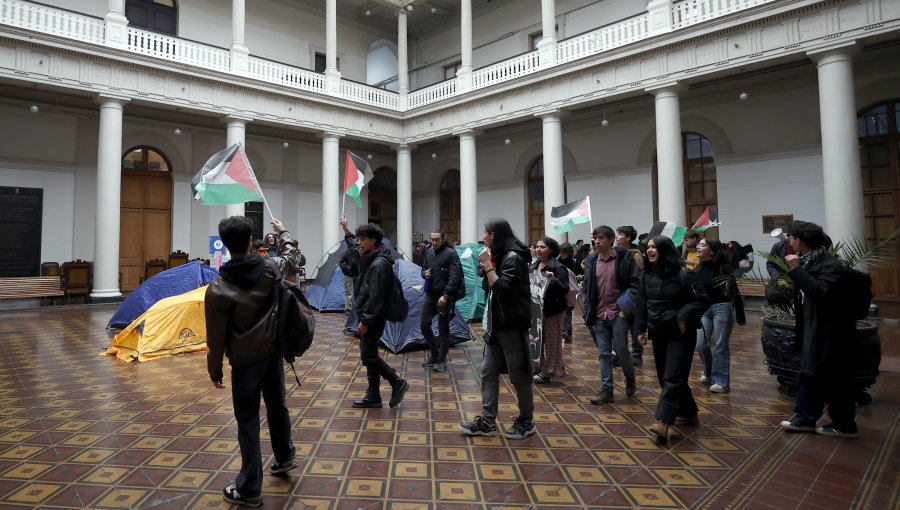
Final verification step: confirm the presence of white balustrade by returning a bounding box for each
[557,14,649,64]
[0,0,104,44]
[127,27,230,72]
[247,57,326,94]
[339,80,400,110]
[673,0,775,29]
[472,51,540,89]
[407,78,458,109]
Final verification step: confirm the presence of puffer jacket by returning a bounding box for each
[422,243,464,299]
[530,257,569,317]
[481,243,531,334]
[206,231,299,381]
[355,245,395,326]
[635,268,709,337]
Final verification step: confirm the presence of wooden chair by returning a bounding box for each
[40,262,62,304]
[168,250,189,269]
[62,260,92,304]
[192,258,210,265]
[141,259,168,283]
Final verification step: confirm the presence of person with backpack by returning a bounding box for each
[780,220,859,438]
[531,236,570,384]
[583,225,641,404]
[205,217,300,508]
[615,225,645,365]
[340,216,362,337]
[421,229,464,372]
[351,223,410,410]
[459,218,536,440]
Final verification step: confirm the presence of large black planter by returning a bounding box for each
[760,318,881,405]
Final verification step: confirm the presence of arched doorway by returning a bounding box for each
[367,167,398,242]
[650,132,719,238]
[439,170,461,244]
[858,101,900,302]
[126,0,177,35]
[120,146,173,291]
[526,157,568,243]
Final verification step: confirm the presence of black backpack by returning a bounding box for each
[384,266,409,323]
[839,266,873,320]
[268,260,316,384]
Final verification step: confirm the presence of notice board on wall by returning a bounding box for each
[0,186,43,276]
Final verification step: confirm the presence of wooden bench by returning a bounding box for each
[737,277,767,298]
[0,276,65,303]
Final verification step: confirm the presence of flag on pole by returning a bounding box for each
[550,197,592,234]
[344,151,374,208]
[691,207,721,232]
[192,144,262,205]
[648,221,688,246]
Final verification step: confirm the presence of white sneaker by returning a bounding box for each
[709,383,729,393]
[699,374,710,384]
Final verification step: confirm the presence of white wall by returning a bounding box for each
[567,169,654,238]
[477,184,527,243]
[368,41,398,86]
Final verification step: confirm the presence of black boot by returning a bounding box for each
[353,378,383,408]
[389,376,409,409]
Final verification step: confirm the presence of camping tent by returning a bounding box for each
[108,261,218,329]
[306,238,402,312]
[380,259,472,353]
[454,243,486,321]
[105,285,209,362]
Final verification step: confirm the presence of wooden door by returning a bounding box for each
[120,170,171,291]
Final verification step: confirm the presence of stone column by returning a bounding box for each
[458,130,478,243]
[809,44,866,248]
[537,0,557,67]
[457,0,473,92]
[324,0,342,93]
[225,116,250,217]
[649,84,686,225]
[91,94,129,300]
[396,144,413,257]
[104,0,128,49]
[397,8,409,109]
[539,111,565,241]
[322,132,343,253]
[231,0,249,75]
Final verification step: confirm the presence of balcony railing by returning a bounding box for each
[0,0,779,113]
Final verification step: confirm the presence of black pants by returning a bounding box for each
[421,295,451,362]
[231,354,295,497]
[651,330,698,424]
[359,318,398,396]
[795,367,856,430]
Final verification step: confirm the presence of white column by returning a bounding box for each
[397,9,409,109]
[396,144,413,258]
[322,132,343,253]
[457,0,473,92]
[537,0,557,67]
[225,116,250,217]
[539,111,565,242]
[231,0,249,75]
[647,0,674,36]
[650,84,686,225]
[458,130,478,243]
[104,0,128,49]
[324,0,342,93]
[810,44,866,248]
[91,94,129,299]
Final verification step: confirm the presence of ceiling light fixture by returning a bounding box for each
[173,127,182,135]
[432,153,437,159]
[505,138,511,145]
[739,92,749,101]
[601,105,609,128]
[29,104,39,113]
[367,154,373,160]
[283,142,290,149]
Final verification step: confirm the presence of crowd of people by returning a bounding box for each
[202,215,861,507]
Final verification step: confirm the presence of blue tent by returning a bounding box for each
[305,241,351,312]
[107,262,219,329]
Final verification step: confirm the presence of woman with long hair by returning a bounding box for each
[694,238,745,394]
[459,218,536,440]
[531,236,569,384]
[636,236,709,445]
[264,232,278,256]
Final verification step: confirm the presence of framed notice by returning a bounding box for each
[0,186,43,276]
[762,214,793,234]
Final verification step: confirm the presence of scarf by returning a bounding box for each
[361,243,388,266]
[800,246,828,269]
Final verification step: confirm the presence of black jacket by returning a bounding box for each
[788,252,855,376]
[582,247,640,327]
[422,243,463,299]
[530,257,569,317]
[481,243,531,334]
[205,231,299,381]
[767,240,789,282]
[636,268,710,337]
[355,245,395,327]
[694,261,746,325]
[339,233,363,293]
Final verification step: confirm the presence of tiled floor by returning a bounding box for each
[0,304,896,509]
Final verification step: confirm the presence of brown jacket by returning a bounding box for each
[205,230,299,382]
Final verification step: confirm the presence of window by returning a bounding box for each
[443,61,461,80]
[439,170,461,244]
[126,0,177,35]
[122,146,170,172]
[529,31,543,51]
[527,158,545,243]
[683,133,718,238]
[314,52,340,73]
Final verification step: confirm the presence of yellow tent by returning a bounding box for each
[106,285,209,362]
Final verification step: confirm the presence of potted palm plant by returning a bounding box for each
[755,229,898,404]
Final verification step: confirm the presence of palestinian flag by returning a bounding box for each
[691,207,721,232]
[648,221,688,246]
[192,144,262,205]
[344,151,373,208]
[550,197,591,234]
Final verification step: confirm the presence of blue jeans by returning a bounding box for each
[696,303,734,387]
[592,315,634,392]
